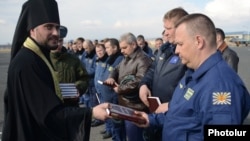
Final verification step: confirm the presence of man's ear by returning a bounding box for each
[132,42,137,49]
[196,35,204,49]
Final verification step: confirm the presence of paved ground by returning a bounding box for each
[0,46,250,140]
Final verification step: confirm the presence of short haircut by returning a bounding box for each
[107,38,120,48]
[84,39,94,48]
[175,13,217,48]
[155,38,163,42]
[106,38,121,52]
[163,7,189,25]
[101,38,110,44]
[96,43,105,50]
[76,37,85,42]
[137,34,145,41]
[120,32,137,45]
[215,28,225,40]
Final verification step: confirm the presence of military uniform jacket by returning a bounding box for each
[94,54,109,95]
[140,44,186,102]
[149,51,250,141]
[50,47,89,94]
[81,50,96,87]
[96,52,123,102]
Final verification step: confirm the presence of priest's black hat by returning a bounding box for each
[11,0,60,60]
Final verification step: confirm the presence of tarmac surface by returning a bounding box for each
[0,46,250,140]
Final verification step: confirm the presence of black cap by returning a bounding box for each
[60,26,68,38]
[11,0,60,60]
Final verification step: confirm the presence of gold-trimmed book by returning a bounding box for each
[59,83,78,98]
[106,103,146,124]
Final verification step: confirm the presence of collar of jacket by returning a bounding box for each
[126,46,141,60]
[85,49,96,58]
[142,45,150,53]
[96,53,108,62]
[50,46,68,59]
[160,42,171,51]
[218,41,228,53]
[107,52,122,65]
[77,49,84,55]
[161,42,176,53]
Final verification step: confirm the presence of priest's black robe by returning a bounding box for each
[2,46,92,141]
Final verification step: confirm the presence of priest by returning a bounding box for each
[2,0,109,141]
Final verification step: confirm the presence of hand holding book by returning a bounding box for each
[97,80,117,88]
[106,103,147,124]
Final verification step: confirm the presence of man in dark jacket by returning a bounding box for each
[105,33,153,141]
[103,38,126,141]
[137,34,155,60]
[50,25,89,107]
[216,28,239,72]
[80,39,104,127]
[139,7,188,141]
[94,43,111,137]
[80,40,97,107]
[2,1,109,141]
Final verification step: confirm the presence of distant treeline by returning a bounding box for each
[0,44,11,48]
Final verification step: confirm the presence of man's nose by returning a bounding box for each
[52,27,59,36]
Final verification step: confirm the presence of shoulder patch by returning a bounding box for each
[213,92,231,105]
[169,56,179,64]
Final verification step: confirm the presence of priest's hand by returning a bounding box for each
[92,103,111,121]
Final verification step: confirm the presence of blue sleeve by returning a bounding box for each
[148,112,166,128]
[201,83,250,125]
[80,54,96,78]
[148,48,155,61]
[112,56,123,67]
[87,56,96,77]
[149,48,154,57]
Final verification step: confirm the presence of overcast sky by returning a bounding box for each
[0,0,250,44]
